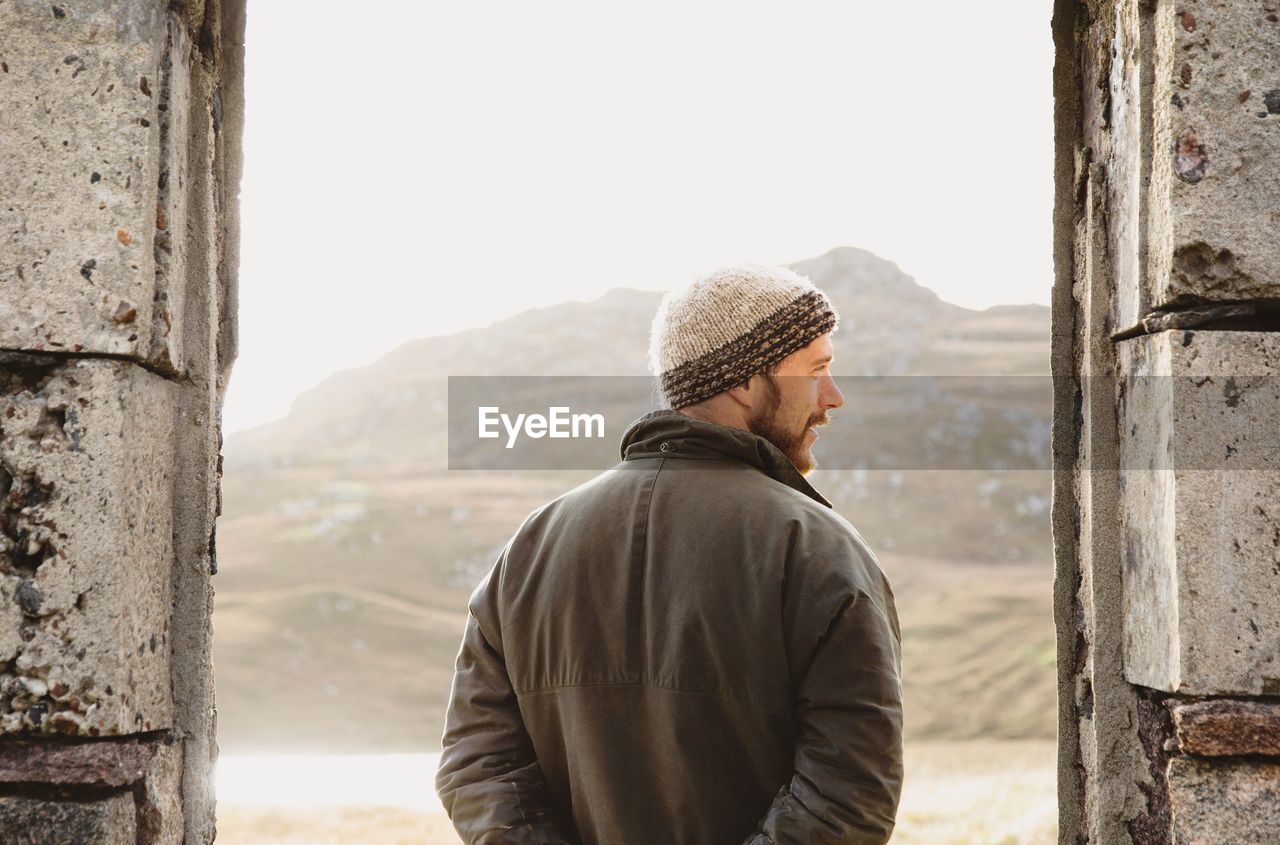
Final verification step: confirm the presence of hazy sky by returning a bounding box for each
[226,1,1055,434]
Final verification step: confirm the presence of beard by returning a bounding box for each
[745,374,826,475]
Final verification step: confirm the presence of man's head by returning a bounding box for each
[648,265,844,474]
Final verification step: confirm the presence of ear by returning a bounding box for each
[724,373,769,412]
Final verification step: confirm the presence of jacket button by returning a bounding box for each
[659,442,670,452]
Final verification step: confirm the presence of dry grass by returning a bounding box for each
[216,740,1055,845]
[217,805,461,845]
[893,740,1056,845]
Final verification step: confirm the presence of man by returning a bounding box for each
[437,264,904,844]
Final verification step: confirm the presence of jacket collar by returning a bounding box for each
[619,409,832,508]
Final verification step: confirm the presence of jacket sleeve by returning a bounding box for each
[435,569,577,845]
[743,582,905,845]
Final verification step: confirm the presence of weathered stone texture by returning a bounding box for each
[0,791,136,844]
[1059,0,1280,841]
[138,740,183,845]
[1106,0,1145,330]
[0,356,177,736]
[1171,698,1280,757]
[0,1,195,370]
[1119,330,1280,695]
[1158,1,1280,310]
[1168,758,1280,844]
[1104,2,1280,331]
[0,0,240,840]
[0,738,153,786]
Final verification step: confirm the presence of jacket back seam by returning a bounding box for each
[514,678,793,716]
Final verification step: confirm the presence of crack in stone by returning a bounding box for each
[1110,300,1280,341]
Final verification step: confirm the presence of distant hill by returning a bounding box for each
[213,247,1055,753]
[226,246,1048,472]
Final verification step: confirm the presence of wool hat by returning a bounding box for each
[649,264,839,409]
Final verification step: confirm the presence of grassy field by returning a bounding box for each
[212,467,1056,752]
[216,740,1056,845]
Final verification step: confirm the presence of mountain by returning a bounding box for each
[212,247,1055,753]
[225,247,1047,472]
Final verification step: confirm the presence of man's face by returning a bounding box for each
[745,333,844,474]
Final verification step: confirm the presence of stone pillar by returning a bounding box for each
[0,1,243,842]
[1054,0,1280,842]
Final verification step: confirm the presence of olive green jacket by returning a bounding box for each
[436,409,903,844]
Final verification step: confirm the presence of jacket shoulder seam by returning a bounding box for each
[627,456,664,670]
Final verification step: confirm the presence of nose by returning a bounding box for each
[821,373,844,410]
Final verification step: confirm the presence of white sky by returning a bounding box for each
[226,0,1055,435]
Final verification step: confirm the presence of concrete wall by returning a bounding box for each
[1053,0,1280,842]
[0,0,243,841]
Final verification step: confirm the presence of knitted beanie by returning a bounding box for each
[648,264,839,409]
